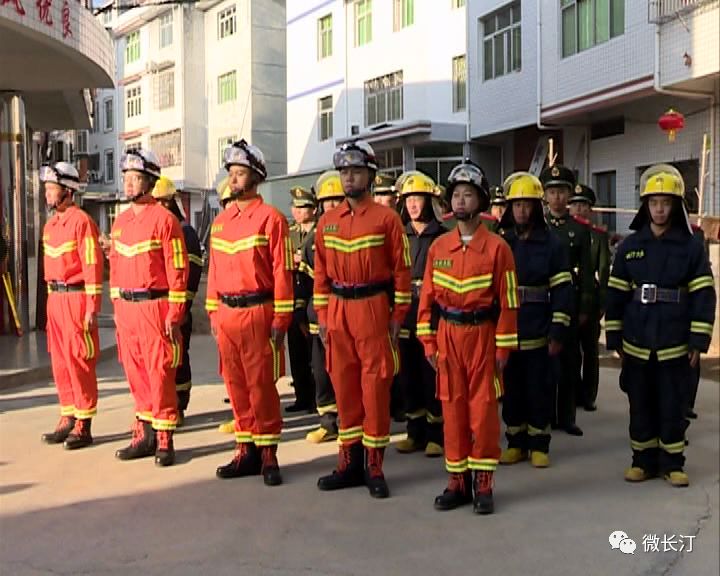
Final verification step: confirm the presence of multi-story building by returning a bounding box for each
[468,0,719,232]
[282,0,486,191]
[87,0,287,228]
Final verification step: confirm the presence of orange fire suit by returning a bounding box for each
[205,197,294,447]
[109,201,188,431]
[417,225,518,474]
[43,205,103,420]
[313,198,411,449]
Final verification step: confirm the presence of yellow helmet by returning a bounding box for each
[640,164,684,198]
[152,176,177,200]
[216,176,233,203]
[503,172,544,201]
[396,171,438,197]
[315,170,344,201]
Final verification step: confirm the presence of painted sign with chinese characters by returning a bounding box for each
[1,0,91,40]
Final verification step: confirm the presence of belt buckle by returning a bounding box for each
[640,284,657,304]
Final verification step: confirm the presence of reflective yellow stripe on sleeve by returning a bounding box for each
[688,275,714,293]
[608,276,632,291]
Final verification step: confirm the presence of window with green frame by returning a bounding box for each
[218,71,237,104]
[125,31,140,64]
[561,0,624,58]
[393,0,414,31]
[355,0,372,46]
[318,14,332,59]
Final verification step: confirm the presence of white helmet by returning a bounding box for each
[223,139,267,180]
[120,149,162,179]
[39,162,81,191]
[333,140,378,171]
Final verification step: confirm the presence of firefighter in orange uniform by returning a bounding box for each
[206,140,294,487]
[417,160,519,515]
[314,140,412,499]
[110,149,188,467]
[40,162,103,449]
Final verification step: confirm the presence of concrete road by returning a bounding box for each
[1,336,717,576]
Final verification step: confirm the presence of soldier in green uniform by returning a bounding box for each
[373,173,399,212]
[286,186,317,413]
[541,165,593,436]
[569,184,610,411]
[489,185,507,221]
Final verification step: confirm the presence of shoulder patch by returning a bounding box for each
[433,258,453,270]
[211,223,224,234]
[324,224,339,233]
[112,229,122,239]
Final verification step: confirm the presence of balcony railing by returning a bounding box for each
[648,0,718,24]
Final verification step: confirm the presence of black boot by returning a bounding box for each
[64,418,93,450]
[473,470,495,515]
[155,430,175,467]
[260,445,282,486]
[434,471,472,510]
[365,447,390,499]
[216,442,261,479]
[317,442,365,491]
[42,415,76,444]
[115,420,156,460]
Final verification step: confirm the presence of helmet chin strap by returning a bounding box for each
[345,187,366,199]
[48,189,70,211]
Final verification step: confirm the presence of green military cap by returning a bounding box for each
[569,183,597,206]
[289,186,316,208]
[489,185,506,205]
[373,173,397,195]
[540,164,576,190]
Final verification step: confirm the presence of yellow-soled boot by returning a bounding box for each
[664,470,689,487]
[218,420,235,434]
[530,451,550,468]
[395,436,422,454]
[624,466,651,482]
[306,427,338,444]
[500,447,528,465]
[425,442,444,458]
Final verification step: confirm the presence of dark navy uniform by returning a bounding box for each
[176,221,203,411]
[296,228,338,435]
[500,225,574,455]
[606,165,715,483]
[397,218,445,450]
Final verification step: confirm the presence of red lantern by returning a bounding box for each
[658,108,685,142]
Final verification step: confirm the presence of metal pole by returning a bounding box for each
[1,94,30,333]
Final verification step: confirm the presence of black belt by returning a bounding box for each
[220,291,272,308]
[330,281,392,300]
[633,284,686,304]
[48,281,84,293]
[517,285,550,304]
[119,289,169,302]
[438,306,496,326]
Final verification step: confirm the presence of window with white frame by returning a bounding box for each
[75,130,88,155]
[452,55,467,112]
[103,98,113,131]
[155,69,175,110]
[151,129,182,168]
[218,135,237,168]
[318,14,332,59]
[218,71,237,104]
[364,71,403,127]
[482,2,521,81]
[126,85,142,118]
[125,31,140,64]
[104,149,115,183]
[218,5,236,39]
[355,0,372,46]
[452,0,465,8]
[159,12,173,48]
[561,0,624,58]
[393,0,414,31]
[318,96,333,141]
